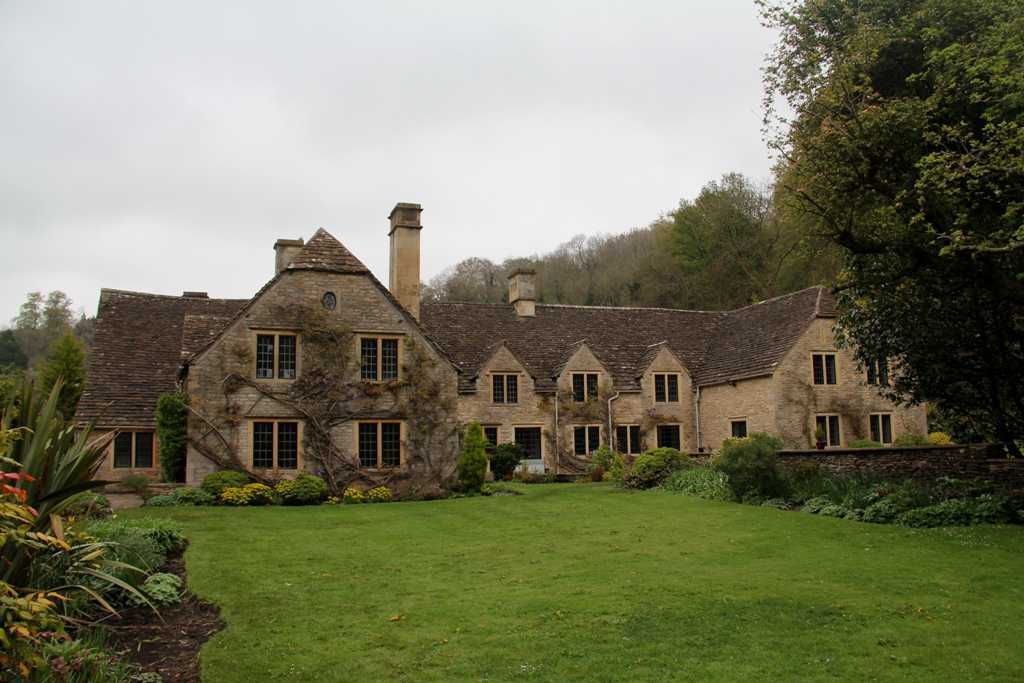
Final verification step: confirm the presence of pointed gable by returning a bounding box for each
[286,228,370,274]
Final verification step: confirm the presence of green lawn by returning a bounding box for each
[131,484,1024,681]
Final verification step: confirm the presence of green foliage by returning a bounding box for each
[37,633,151,683]
[275,474,327,505]
[64,492,112,520]
[607,452,626,483]
[37,332,86,420]
[712,433,786,500]
[367,486,392,503]
[893,433,929,447]
[801,496,832,514]
[84,523,164,586]
[342,487,365,504]
[221,483,275,506]
[488,442,522,481]
[589,445,615,472]
[155,392,189,482]
[171,486,214,506]
[201,470,250,499]
[897,496,1016,528]
[818,504,848,518]
[130,572,182,607]
[0,329,26,369]
[862,498,904,524]
[144,494,175,507]
[849,438,882,449]
[120,474,150,494]
[762,0,1024,452]
[622,448,692,489]
[660,467,734,501]
[927,432,953,445]
[119,517,186,554]
[457,422,488,492]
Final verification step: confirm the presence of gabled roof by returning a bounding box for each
[76,290,246,427]
[420,286,837,392]
[286,228,370,274]
[635,341,689,379]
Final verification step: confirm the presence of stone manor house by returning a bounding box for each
[76,203,927,491]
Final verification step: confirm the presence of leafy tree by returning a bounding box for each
[457,422,488,492]
[0,330,26,369]
[38,333,86,420]
[156,393,190,482]
[762,0,1024,451]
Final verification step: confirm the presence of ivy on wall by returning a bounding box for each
[155,392,189,482]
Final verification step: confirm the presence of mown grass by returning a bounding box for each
[128,484,1024,681]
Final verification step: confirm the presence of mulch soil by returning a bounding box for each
[102,550,224,682]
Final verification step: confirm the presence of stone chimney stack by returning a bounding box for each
[507,269,536,318]
[388,202,423,320]
[274,238,305,274]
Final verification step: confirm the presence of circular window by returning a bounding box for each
[321,292,337,310]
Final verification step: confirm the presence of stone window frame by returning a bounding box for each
[615,424,642,454]
[572,424,602,456]
[571,372,600,402]
[249,419,303,472]
[869,413,894,444]
[358,334,404,383]
[482,425,499,448]
[513,424,544,461]
[354,420,405,470]
[866,358,890,386]
[111,430,158,470]
[652,373,681,403]
[811,352,838,386]
[656,423,683,450]
[252,330,301,381]
[814,413,842,447]
[730,418,748,439]
[491,373,520,405]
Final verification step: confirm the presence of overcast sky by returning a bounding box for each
[0,1,777,323]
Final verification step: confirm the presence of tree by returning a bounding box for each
[0,330,26,369]
[457,422,488,492]
[762,0,1024,451]
[38,333,86,420]
[156,393,190,482]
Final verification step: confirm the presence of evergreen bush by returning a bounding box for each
[457,422,488,492]
[155,392,189,482]
[488,443,522,482]
[712,433,786,500]
[201,470,250,499]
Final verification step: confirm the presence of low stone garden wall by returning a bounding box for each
[774,444,1024,492]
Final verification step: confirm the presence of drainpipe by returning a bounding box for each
[693,385,702,453]
[607,391,620,451]
[553,388,559,475]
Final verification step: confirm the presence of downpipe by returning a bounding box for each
[607,391,621,451]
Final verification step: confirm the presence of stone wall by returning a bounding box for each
[776,444,1024,492]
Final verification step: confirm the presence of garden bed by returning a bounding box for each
[103,549,224,682]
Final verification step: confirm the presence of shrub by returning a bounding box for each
[712,433,786,500]
[458,422,488,492]
[201,470,250,499]
[171,486,215,506]
[131,572,182,607]
[343,487,366,504]
[802,496,832,513]
[367,486,392,503]
[144,494,176,507]
[862,498,903,524]
[622,448,691,489]
[590,445,615,472]
[928,431,953,445]
[221,482,275,506]
[514,470,555,484]
[661,467,733,501]
[818,504,848,518]
[897,496,1015,528]
[849,438,883,449]
[607,452,626,483]
[782,460,827,503]
[85,523,164,585]
[894,432,929,446]
[275,474,327,505]
[155,392,189,482]
[488,443,522,482]
[121,474,150,494]
[64,492,112,520]
[123,517,187,554]
[326,496,341,505]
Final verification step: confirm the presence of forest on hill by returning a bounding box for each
[422,173,842,311]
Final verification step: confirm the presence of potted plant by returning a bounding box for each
[814,426,827,450]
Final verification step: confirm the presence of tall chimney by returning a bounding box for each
[388,202,423,320]
[274,238,304,274]
[507,269,536,318]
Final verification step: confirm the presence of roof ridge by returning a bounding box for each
[537,303,726,314]
[99,288,245,302]
[724,285,824,314]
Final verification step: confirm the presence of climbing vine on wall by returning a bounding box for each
[186,303,459,496]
